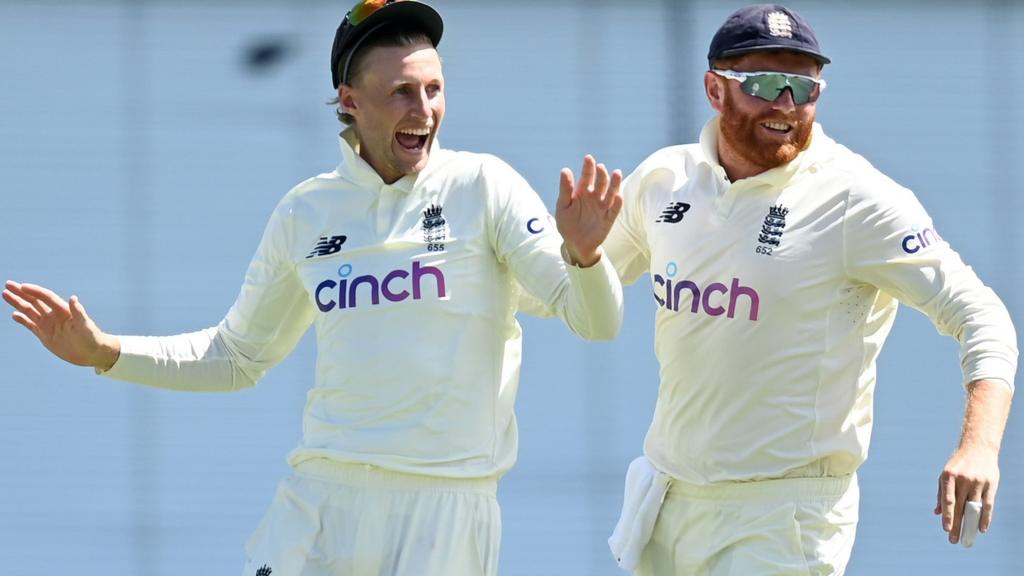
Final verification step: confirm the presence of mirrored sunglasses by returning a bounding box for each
[712,69,826,105]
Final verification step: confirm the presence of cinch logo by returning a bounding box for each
[527,217,545,234]
[653,262,760,321]
[314,261,447,312]
[901,226,941,254]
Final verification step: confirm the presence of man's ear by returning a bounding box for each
[339,85,357,117]
[704,71,725,114]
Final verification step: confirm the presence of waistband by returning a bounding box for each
[294,458,498,497]
[667,473,856,502]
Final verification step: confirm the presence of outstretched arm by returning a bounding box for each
[3,280,120,370]
[556,155,624,267]
[935,378,1013,545]
[5,195,315,391]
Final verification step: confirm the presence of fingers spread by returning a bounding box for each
[610,169,623,192]
[608,191,624,220]
[3,289,42,323]
[578,155,596,194]
[594,163,610,202]
[558,168,575,209]
[608,170,624,212]
[11,311,40,336]
[19,283,69,316]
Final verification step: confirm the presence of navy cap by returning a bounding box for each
[708,4,830,67]
[331,0,443,89]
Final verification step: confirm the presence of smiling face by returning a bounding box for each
[705,50,821,181]
[339,41,445,184]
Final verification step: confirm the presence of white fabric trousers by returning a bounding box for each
[636,474,859,576]
[242,459,501,576]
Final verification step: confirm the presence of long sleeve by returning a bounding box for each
[101,199,316,391]
[483,156,623,341]
[602,163,654,287]
[843,178,1018,391]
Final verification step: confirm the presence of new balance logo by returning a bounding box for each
[256,565,272,576]
[656,202,691,224]
[306,235,347,259]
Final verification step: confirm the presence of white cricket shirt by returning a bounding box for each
[103,128,623,479]
[604,118,1017,485]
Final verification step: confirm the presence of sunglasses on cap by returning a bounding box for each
[711,69,826,105]
[331,0,443,88]
[337,0,400,86]
[344,0,394,27]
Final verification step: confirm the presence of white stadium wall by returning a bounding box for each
[0,1,1020,574]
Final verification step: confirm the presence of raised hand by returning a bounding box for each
[3,280,120,370]
[556,155,624,268]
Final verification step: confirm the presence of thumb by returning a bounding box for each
[69,295,89,323]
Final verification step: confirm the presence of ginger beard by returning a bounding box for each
[719,87,814,171]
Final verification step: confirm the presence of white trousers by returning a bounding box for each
[636,474,859,576]
[242,459,501,576]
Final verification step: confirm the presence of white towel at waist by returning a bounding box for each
[608,455,672,573]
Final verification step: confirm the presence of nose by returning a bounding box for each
[411,87,431,118]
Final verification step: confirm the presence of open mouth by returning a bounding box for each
[761,121,793,135]
[396,127,431,152]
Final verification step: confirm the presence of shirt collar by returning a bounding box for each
[698,117,831,187]
[336,127,441,194]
